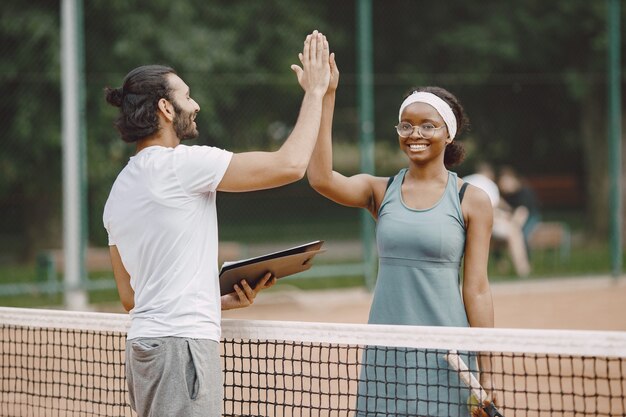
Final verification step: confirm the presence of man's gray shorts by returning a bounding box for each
[125,337,222,417]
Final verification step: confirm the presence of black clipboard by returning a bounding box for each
[219,240,325,295]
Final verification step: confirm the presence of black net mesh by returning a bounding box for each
[1,310,625,416]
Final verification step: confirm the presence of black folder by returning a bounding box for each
[219,240,325,295]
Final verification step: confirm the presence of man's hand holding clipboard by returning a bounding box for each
[219,240,325,296]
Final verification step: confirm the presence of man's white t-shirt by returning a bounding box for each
[103,145,233,341]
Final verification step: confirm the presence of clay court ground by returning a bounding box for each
[221,275,626,331]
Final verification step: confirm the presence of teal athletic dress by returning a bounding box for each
[356,169,475,417]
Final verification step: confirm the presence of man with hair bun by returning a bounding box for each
[103,31,330,417]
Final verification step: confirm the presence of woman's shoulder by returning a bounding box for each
[461,182,494,216]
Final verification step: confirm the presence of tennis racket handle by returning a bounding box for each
[444,351,488,402]
[483,401,505,417]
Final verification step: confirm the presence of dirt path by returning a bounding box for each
[223,275,626,331]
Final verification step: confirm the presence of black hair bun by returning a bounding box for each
[104,87,123,107]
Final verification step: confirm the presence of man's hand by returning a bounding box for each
[291,30,331,96]
[221,272,277,310]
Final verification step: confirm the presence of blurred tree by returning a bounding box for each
[0,0,332,254]
[368,0,619,239]
[0,0,62,259]
[83,0,329,244]
[0,0,623,259]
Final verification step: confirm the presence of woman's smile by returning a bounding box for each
[408,143,430,152]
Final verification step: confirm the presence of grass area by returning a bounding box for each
[216,180,361,242]
[0,192,621,309]
[0,242,621,309]
[220,219,361,243]
[488,245,612,281]
[0,269,118,308]
[279,275,367,291]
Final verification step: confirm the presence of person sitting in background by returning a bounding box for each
[463,162,531,277]
[497,165,541,254]
[462,162,499,207]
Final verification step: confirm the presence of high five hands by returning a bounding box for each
[291,30,331,96]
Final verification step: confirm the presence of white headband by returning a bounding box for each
[398,91,457,140]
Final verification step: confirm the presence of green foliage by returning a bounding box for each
[0,0,624,258]
[83,0,328,244]
[0,1,63,257]
[373,0,610,176]
[0,241,621,308]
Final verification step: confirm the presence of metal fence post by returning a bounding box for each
[608,0,622,279]
[61,0,88,309]
[357,0,376,290]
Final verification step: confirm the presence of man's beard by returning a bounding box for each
[172,102,199,141]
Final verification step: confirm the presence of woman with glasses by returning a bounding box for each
[306,54,495,416]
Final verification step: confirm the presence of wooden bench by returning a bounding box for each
[528,221,571,261]
[46,248,111,273]
[35,248,112,283]
[525,175,583,209]
[38,242,245,276]
[489,221,572,272]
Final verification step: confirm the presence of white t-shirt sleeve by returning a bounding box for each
[173,145,233,194]
[102,202,116,246]
[105,228,115,246]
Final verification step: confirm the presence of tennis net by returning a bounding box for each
[1,306,625,416]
